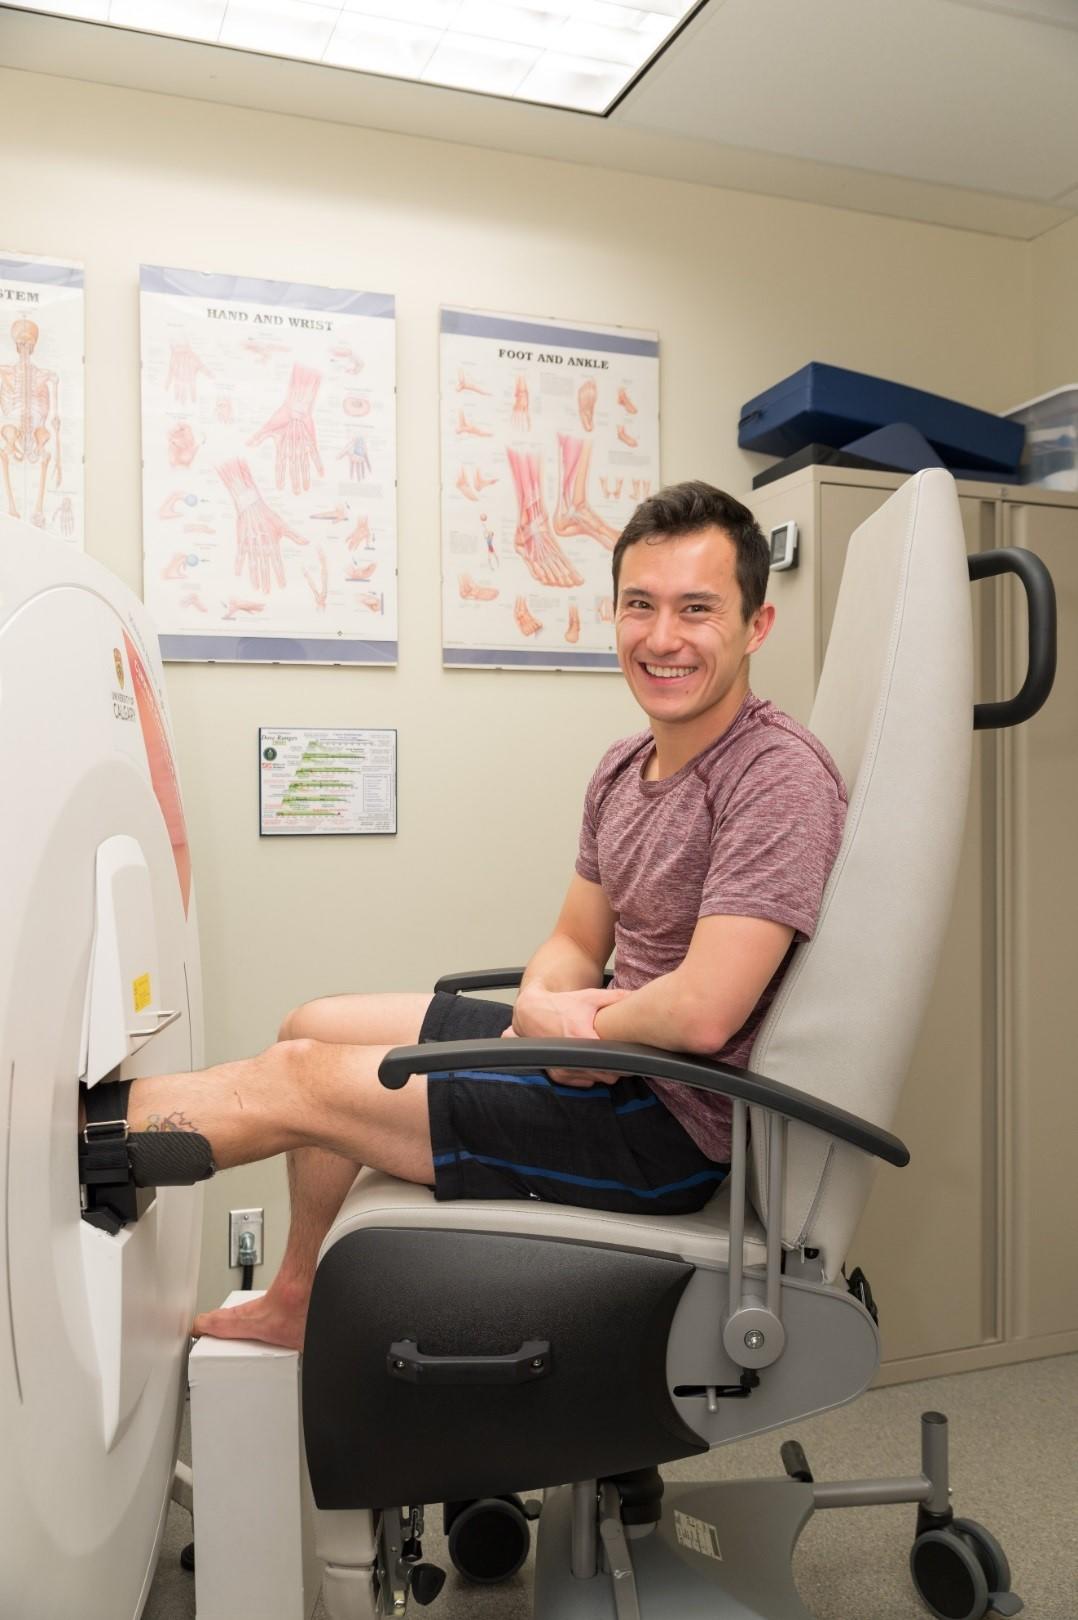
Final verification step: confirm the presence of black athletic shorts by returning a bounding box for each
[419,991,728,1215]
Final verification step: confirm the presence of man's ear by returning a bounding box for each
[746,601,776,657]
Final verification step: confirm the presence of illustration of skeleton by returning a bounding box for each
[553,434,619,549]
[165,341,212,404]
[249,364,325,494]
[218,457,308,595]
[57,496,74,537]
[0,319,62,524]
[506,447,583,588]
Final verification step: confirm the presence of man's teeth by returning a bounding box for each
[645,664,695,679]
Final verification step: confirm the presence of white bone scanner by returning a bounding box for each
[0,516,204,1620]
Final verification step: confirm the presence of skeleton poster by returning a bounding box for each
[0,253,84,547]
[140,265,397,664]
[440,307,660,669]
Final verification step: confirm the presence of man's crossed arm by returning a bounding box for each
[511,874,793,1084]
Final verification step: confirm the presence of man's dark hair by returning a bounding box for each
[611,481,769,621]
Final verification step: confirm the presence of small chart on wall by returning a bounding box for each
[140,265,398,664]
[440,306,660,670]
[0,252,84,547]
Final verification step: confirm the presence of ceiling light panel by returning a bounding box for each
[6,0,704,112]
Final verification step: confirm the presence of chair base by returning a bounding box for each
[534,1479,816,1619]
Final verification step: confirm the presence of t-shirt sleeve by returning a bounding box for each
[698,743,846,942]
[574,760,604,884]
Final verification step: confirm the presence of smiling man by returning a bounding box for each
[83,481,847,1352]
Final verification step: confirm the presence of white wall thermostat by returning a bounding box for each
[768,520,799,572]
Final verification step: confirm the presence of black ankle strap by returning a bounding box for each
[83,1074,132,1133]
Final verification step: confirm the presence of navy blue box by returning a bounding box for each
[738,363,1023,474]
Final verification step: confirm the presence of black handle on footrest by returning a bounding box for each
[387,1338,551,1385]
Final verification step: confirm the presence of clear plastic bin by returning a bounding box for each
[1006,385,1078,491]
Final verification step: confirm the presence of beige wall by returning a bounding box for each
[1032,215,1078,393]
[3,67,1036,1310]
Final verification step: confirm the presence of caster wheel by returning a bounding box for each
[911,1527,989,1619]
[444,1495,531,1584]
[951,1519,1011,1598]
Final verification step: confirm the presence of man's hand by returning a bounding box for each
[505,984,629,1087]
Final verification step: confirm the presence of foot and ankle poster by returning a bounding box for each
[439,306,659,669]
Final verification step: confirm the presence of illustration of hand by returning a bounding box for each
[168,423,201,469]
[346,559,377,581]
[339,436,372,482]
[166,342,213,405]
[162,551,190,581]
[358,591,383,614]
[303,547,329,612]
[218,457,308,595]
[346,514,372,551]
[331,344,364,375]
[159,490,196,520]
[313,502,349,523]
[57,496,74,537]
[180,590,208,613]
[216,396,234,423]
[248,364,325,494]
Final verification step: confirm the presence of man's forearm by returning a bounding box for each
[592,972,725,1055]
[521,933,606,994]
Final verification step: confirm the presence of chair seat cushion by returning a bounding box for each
[321,1168,767,1272]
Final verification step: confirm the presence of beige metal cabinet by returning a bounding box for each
[745,467,1078,1383]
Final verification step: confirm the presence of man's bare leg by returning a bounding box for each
[157,991,435,1348]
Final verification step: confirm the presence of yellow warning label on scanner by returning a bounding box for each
[132,973,152,1013]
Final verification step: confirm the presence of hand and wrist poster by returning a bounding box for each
[439,306,660,670]
[259,727,397,836]
[140,265,397,664]
[0,252,84,547]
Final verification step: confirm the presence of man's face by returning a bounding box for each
[614,525,771,730]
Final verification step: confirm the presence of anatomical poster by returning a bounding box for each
[259,727,397,836]
[140,265,397,664]
[440,306,659,669]
[0,253,84,547]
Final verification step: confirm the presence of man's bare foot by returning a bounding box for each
[193,1283,309,1351]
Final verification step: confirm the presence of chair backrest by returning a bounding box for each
[747,470,973,1278]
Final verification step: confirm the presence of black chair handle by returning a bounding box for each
[387,1338,551,1386]
[969,548,1056,730]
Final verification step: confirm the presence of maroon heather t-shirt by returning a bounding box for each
[575,693,847,1163]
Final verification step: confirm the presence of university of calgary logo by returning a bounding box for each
[113,648,125,688]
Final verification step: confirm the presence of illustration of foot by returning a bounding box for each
[511,374,531,433]
[565,603,580,644]
[508,447,584,588]
[456,465,479,501]
[222,597,266,620]
[597,596,615,624]
[617,386,637,416]
[458,572,500,603]
[600,477,610,499]
[577,380,597,432]
[617,424,638,448]
[456,411,493,438]
[514,596,543,637]
[553,433,619,549]
[474,467,498,492]
[614,478,623,498]
[456,368,490,395]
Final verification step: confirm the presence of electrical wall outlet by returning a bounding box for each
[229,1207,264,1268]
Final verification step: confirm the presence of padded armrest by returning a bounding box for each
[378,1036,909,1167]
[433,969,614,994]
